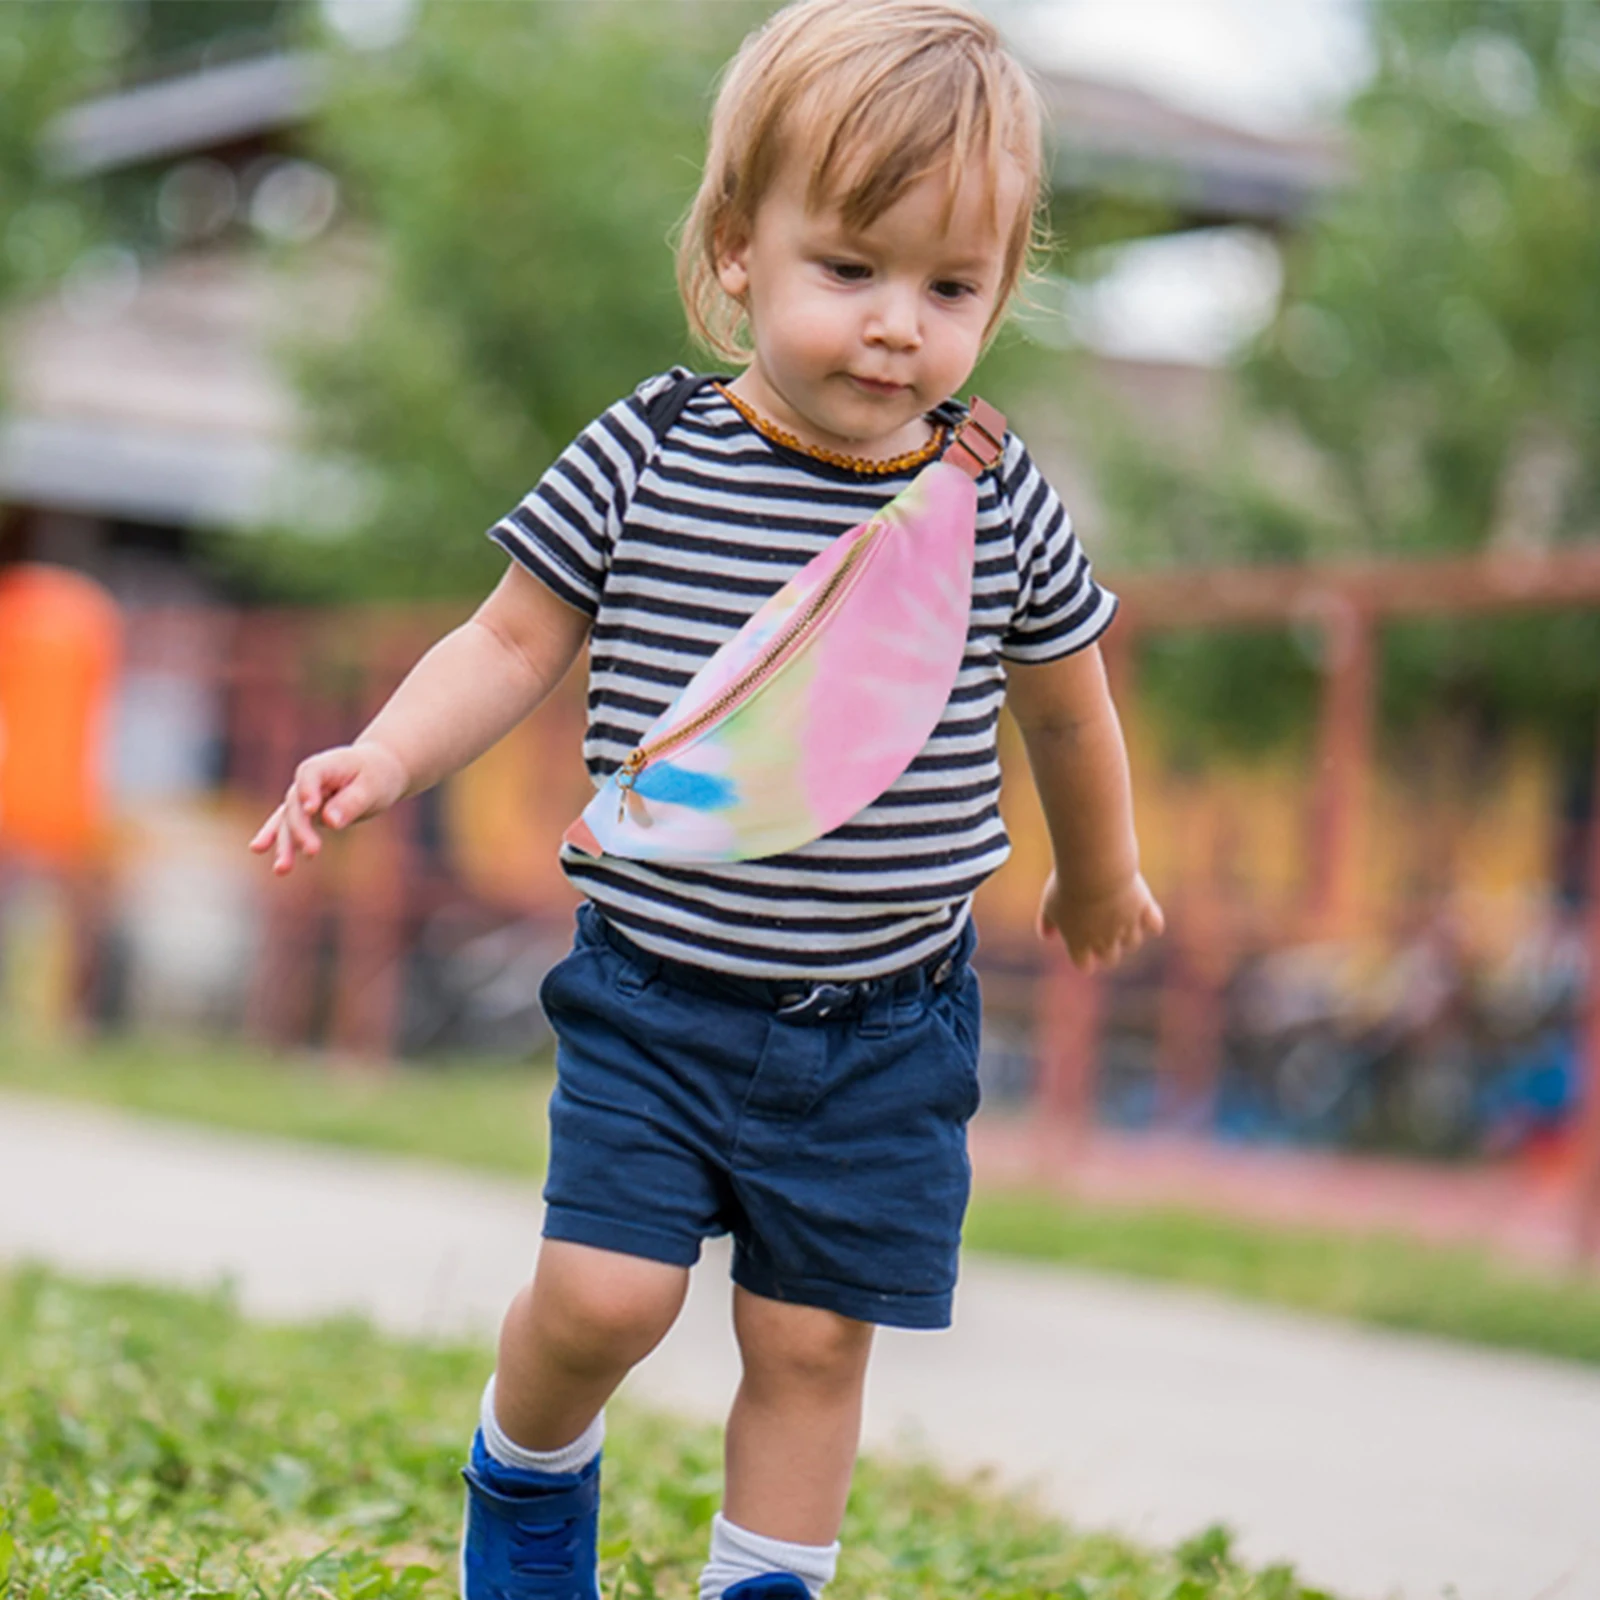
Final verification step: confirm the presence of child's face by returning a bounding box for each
[717,152,1022,459]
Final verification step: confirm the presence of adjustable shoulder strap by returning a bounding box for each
[644,371,729,442]
[606,372,729,535]
[942,396,1007,480]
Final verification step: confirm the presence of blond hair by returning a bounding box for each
[678,0,1046,361]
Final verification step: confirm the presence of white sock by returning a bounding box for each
[478,1374,604,1477]
[698,1512,839,1600]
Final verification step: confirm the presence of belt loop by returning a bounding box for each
[857,981,891,1039]
[615,959,650,999]
[601,915,660,999]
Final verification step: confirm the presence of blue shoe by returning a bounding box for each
[722,1577,811,1600]
[459,1430,601,1599]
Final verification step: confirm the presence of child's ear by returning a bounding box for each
[714,225,751,300]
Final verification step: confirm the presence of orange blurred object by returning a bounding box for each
[0,563,121,867]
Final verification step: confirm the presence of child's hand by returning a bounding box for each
[249,741,409,876]
[1036,869,1164,973]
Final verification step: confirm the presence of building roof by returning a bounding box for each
[0,413,294,529]
[44,51,329,178]
[46,50,1344,223]
[1038,70,1345,225]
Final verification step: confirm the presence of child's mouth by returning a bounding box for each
[849,376,909,397]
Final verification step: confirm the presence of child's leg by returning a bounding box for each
[724,1288,874,1541]
[461,1240,688,1600]
[697,1288,873,1600]
[492,1238,690,1449]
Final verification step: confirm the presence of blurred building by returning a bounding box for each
[0,44,1344,604]
[3,13,1597,1264]
[11,27,1584,1158]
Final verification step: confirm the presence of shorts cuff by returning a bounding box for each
[543,1206,705,1269]
[732,1252,953,1330]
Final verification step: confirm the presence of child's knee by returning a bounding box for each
[523,1244,687,1370]
[736,1295,874,1395]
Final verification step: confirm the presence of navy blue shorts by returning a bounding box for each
[536,904,983,1330]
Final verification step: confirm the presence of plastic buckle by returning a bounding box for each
[944,396,1007,479]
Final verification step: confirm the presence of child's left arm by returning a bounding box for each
[1004,643,1164,972]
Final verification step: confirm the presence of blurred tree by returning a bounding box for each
[1252,0,1600,558]
[0,2,123,364]
[128,0,304,72]
[1094,0,1600,751]
[0,2,310,315]
[234,0,764,601]
[239,0,1084,601]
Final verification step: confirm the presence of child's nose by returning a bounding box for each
[867,286,922,350]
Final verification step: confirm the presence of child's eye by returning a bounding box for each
[931,279,976,303]
[823,259,872,283]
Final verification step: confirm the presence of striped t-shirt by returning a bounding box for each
[489,369,1117,980]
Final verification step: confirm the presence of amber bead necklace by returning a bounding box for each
[715,382,947,476]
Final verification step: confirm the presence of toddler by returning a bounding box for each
[251,2,1163,1596]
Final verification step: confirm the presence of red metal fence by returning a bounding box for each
[3,546,1597,1254]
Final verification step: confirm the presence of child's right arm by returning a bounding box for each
[249,563,589,875]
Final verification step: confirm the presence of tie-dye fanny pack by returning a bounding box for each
[564,397,1006,864]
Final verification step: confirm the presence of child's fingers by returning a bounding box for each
[320,772,380,830]
[1113,915,1158,965]
[250,802,313,866]
[293,761,334,822]
[280,784,323,858]
[1066,934,1099,973]
[251,747,389,873]
[1091,924,1143,971]
[248,795,319,874]
[248,806,284,853]
[273,815,299,875]
[294,747,397,832]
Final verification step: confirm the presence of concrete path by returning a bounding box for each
[3,1090,1598,1600]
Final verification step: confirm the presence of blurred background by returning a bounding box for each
[2,0,1596,1261]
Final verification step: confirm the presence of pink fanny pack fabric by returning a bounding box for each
[565,399,1006,864]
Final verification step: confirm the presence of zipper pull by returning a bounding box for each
[616,749,647,824]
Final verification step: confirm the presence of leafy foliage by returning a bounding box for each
[127,0,305,75]
[1094,0,1600,750]
[0,1,307,391]
[0,2,119,349]
[1248,0,1600,555]
[234,1,763,602]
[230,0,1078,603]
[0,1265,1337,1598]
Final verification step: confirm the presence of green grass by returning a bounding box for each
[0,1264,1334,1599]
[0,1033,548,1178]
[963,1191,1600,1368]
[5,1032,1600,1370]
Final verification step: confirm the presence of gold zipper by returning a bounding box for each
[615,518,883,819]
